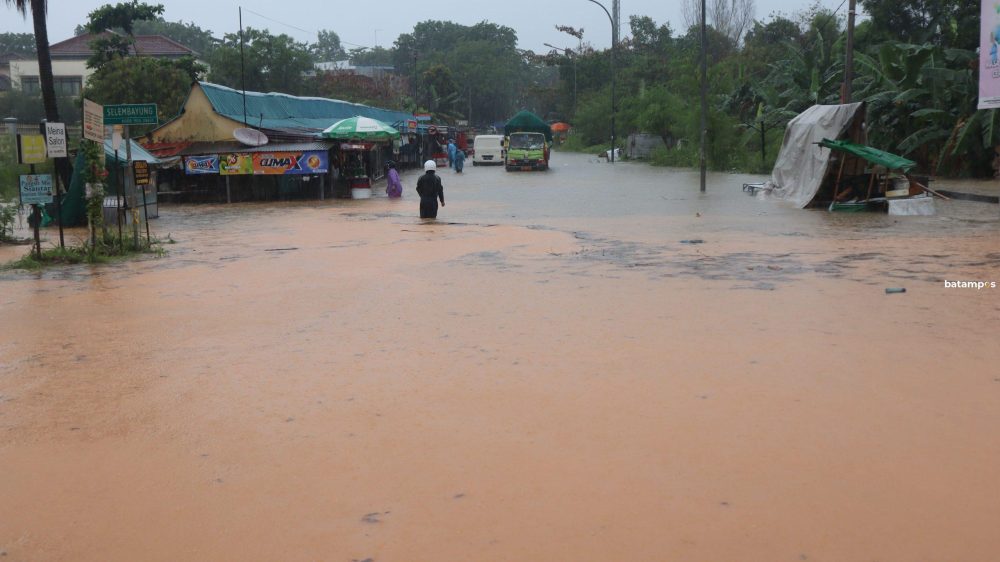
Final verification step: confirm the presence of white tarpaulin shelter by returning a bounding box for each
[759,102,866,208]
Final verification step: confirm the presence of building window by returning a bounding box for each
[55,76,82,96]
[21,76,40,94]
[18,76,83,96]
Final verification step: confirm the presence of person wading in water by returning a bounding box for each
[416,159,445,219]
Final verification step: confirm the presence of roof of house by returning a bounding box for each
[104,138,163,165]
[196,82,414,134]
[0,52,29,65]
[49,33,195,59]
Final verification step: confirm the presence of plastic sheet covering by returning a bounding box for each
[758,103,865,208]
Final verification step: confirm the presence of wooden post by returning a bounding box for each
[225,175,232,204]
[319,174,325,201]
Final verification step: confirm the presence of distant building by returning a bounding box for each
[311,60,395,80]
[0,52,28,92]
[8,33,196,95]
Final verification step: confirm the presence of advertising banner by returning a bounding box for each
[220,153,254,175]
[252,151,328,175]
[19,174,54,205]
[83,99,104,142]
[981,0,1000,109]
[17,134,47,164]
[184,155,220,175]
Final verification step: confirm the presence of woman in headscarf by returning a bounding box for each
[385,161,403,198]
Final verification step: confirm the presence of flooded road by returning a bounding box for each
[2,152,999,561]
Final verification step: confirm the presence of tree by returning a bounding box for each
[131,18,216,56]
[349,46,393,66]
[207,27,314,95]
[5,0,67,184]
[84,1,164,69]
[0,32,35,55]
[312,29,345,62]
[83,56,190,129]
[682,0,756,45]
[858,0,978,50]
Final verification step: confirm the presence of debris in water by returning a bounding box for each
[680,239,704,244]
[361,513,382,524]
[885,288,906,294]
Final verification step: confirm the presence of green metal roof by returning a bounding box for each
[197,82,414,133]
[819,138,916,172]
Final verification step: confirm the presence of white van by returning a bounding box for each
[472,135,505,166]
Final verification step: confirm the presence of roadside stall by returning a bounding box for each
[819,138,946,214]
[320,116,400,199]
[179,141,334,202]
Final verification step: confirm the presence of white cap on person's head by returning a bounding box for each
[424,160,437,171]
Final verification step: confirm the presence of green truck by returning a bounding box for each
[504,110,553,171]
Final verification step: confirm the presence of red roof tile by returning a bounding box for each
[49,33,195,58]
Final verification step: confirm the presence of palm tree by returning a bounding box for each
[5,0,61,126]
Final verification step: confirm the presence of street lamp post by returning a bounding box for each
[544,43,577,115]
[586,0,616,163]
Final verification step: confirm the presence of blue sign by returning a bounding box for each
[184,155,219,175]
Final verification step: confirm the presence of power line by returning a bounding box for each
[240,7,374,50]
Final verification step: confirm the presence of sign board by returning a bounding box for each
[44,122,67,158]
[427,125,438,136]
[980,0,1000,109]
[19,174,54,205]
[17,134,47,164]
[103,103,158,125]
[252,151,329,175]
[83,99,104,142]
[220,153,254,175]
[184,155,220,175]
[133,160,151,185]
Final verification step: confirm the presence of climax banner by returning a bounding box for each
[252,151,328,175]
[184,155,220,175]
[981,0,1000,109]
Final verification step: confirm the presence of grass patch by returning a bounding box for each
[554,135,614,155]
[3,232,167,272]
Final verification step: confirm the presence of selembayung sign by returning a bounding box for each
[103,103,158,125]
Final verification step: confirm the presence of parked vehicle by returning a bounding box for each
[472,135,505,166]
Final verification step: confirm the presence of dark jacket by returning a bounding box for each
[416,171,444,204]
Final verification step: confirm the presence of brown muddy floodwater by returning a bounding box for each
[2,152,999,561]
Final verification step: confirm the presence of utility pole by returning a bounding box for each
[586,0,617,162]
[699,0,707,192]
[612,0,620,47]
[842,0,857,103]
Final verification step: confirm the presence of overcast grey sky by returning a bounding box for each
[2,0,855,53]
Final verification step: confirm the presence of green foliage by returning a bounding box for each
[84,1,166,70]
[858,0,979,50]
[0,195,18,241]
[85,1,164,35]
[350,46,393,66]
[82,56,192,129]
[313,30,345,62]
[0,32,35,55]
[132,18,216,56]
[393,20,527,124]
[2,234,165,271]
[207,27,314,96]
[0,90,82,126]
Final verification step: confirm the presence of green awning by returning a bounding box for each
[819,138,916,172]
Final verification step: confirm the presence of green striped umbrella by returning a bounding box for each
[320,116,400,140]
